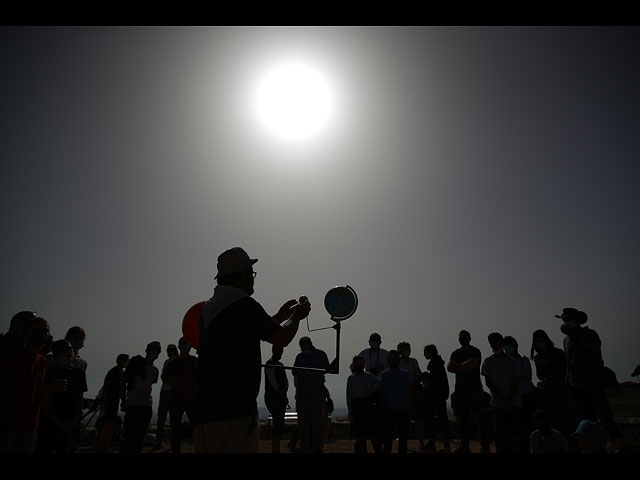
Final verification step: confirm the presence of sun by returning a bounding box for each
[255,61,334,142]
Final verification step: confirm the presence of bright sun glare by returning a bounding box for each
[255,61,333,142]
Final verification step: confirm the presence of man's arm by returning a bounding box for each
[266,301,311,347]
[272,300,299,324]
[448,356,480,374]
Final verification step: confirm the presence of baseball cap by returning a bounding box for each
[215,247,258,279]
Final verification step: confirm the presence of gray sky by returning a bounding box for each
[2,26,639,413]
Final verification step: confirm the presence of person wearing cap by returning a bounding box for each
[557,307,622,440]
[193,247,311,453]
[572,419,609,453]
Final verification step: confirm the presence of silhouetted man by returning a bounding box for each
[193,247,311,453]
[447,330,491,453]
[359,333,389,377]
[264,344,289,453]
[97,353,129,452]
[481,332,521,453]
[380,350,410,454]
[155,343,178,449]
[293,336,330,453]
[558,307,621,440]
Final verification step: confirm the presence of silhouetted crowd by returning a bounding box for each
[342,308,623,454]
[0,304,631,453]
[0,311,198,454]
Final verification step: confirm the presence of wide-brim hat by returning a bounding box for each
[554,307,588,324]
[215,247,258,279]
[572,420,609,452]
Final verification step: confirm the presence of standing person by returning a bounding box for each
[292,336,330,453]
[165,337,197,454]
[530,329,578,442]
[193,246,311,453]
[481,332,522,453]
[264,344,289,453]
[97,354,129,453]
[64,326,87,373]
[154,343,178,450]
[36,339,87,453]
[119,341,161,454]
[359,333,389,377]
[346,355,382,454]
[557,307,622,440]
[397,341,424,450]
[447,330,491,453]
[503,335,538,454]
[64,326,88,452]
[422,344,451,452]
[380,350,410,454]
[0,310,35,356]
[0,315,62,453]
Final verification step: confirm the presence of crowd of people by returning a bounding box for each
[0,246,631,454]
[0,310,200,454]
[341,310,624,454]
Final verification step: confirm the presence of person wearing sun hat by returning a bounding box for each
[572,419,609,453]
[193,247,311,453]
[557,307,621,441]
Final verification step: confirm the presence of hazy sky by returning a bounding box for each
[2,26,639,413]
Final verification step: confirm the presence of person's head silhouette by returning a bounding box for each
[215,247,258,296]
